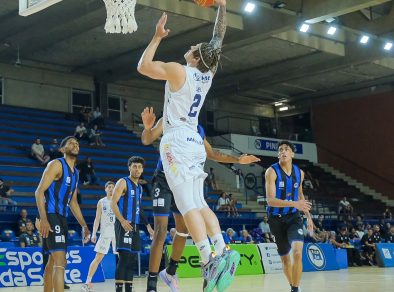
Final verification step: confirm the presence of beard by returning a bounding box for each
[66,150,78,158]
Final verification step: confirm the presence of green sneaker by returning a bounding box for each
[216,248,240,292]
[202,253,226,292]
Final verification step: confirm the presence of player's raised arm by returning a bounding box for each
[210,0,227,50]
[111,178,133,232]
[265,167,312,211]
[137,13,185,85]
[141,107,164,145]
[35,160,62,237]
[204,138,260,164]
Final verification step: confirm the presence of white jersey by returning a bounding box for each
[163,66,213,134]
[98,197,115,237]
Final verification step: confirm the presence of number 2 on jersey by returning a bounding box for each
[188,94,202,117]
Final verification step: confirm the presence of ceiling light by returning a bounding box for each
[244,2,255,13]
[384,42,393,51]
[274,102,283,106]
[273,1,286,9]
[360,35,369,44]
[327,26,337,35]
[325,17,336,23]
[299,23,310,33]
[279,106,289,111]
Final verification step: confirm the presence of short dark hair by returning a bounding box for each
[128,156,145,167]
[105,181,115,188]
[60,136,77,148]
[192,42,221,73]
[278,140,296,152]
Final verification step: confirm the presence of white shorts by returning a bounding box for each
[160,128,207,189]
[94,236,116,255]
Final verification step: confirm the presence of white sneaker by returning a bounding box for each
[159,269,180,292]
[81,283,93,292]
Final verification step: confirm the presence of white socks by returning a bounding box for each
[211,233,226,256]
[196,239,212,265]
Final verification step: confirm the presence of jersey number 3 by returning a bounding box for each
[188,94,202,117]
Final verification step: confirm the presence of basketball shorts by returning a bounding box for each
[268,211,304,256]
[115,220,141,253]
[43,213,68,253]
[94,236,116,254]
[160,128,207,190]
[151,170,180,216]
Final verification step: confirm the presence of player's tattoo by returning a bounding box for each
[210,4,226,50]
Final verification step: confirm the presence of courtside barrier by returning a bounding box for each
[375,243,394,267]
[0,246,104,287]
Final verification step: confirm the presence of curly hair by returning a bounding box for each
[192,42,221,73]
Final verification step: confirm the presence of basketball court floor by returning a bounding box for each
[1,267,392,292]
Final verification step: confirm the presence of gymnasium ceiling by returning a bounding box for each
[0,0,394,109]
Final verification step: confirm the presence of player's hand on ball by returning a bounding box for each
[121,220,133,232]
[91,234,97,243]
[238,154,261,164]
[295,199,312,212]
[141,107,156,130]
[155,13,171,39]
[82,226,91,244]
[40,218,53,238]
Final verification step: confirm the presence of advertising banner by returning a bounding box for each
[0,246,104,287]
[166,244,263,278]
[303,243,339,272]
[375,243,394,267]
[257,243,282,274]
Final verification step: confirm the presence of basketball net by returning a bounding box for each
[103,0,138,34]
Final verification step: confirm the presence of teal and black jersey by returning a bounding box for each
[44,158,79,217]
[267,162,301,216]
[118,177,143,224]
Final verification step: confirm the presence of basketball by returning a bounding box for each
[194,0,216,7]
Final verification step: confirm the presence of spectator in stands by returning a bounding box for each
[226,228,237,244]
[216,192,231,217]
[383,207,392,220]
[0,178,17,212]
[79,106,88,122]
[240,229,254,244]
[355,225,365,239]
[258,215,271,234]
[335,227,362,266]
[31,138,50,165]
[302,172,314,190]
[91,106,105,129]
[48,138,62,160]
[372,225,382,243]
[77,157,99,185]
[386,226,394,243]
[338,196,353,217]
[383,222,391,238]
[208,167,218,190]
[18,209,29,235]
[361,229,376,265]
[89,124,105,146]
[349,227,360,240]
[19,220,41,247]
[74,122,88,142]
[355,215,364,227]
[314,215,325,233]
[227,194,239,217]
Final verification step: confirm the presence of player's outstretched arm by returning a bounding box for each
[265,168,312,211]
[69,189,90,243]
[204,138,260,164]
[141,107,163,145]
[210,0,227,50]
[111,179,133,232]
[91,201,102,243]
[137,13,184,86]
[35,160,61,238]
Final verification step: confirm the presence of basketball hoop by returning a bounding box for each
[102,0,138,34]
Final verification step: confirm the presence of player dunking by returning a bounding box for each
[35,136,90,292]
[111,156,154,292]
[82,181,117,292]
[137,1,240,290]
[141,107,260,292]
[265,141,313,292]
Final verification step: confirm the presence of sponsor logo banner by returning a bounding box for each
[257,243,282,274]
[375,243,394,267]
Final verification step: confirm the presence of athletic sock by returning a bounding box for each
[196,239,212,265]
[85,276,92,284]
[211,233,226,256]
[147,272,158,291]
[166,258,179,276]
[125,283,132,292]
[115,283,123,292]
